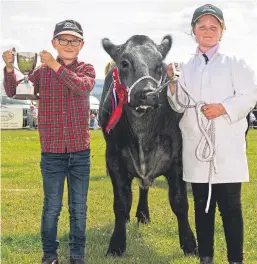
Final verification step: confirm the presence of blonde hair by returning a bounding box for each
[104,60,116,76]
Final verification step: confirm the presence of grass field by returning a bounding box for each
[1,129,257,264]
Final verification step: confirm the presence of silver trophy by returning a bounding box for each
[11,48,39,100]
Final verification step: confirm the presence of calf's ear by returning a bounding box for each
[102,38,121,61]
[157,35,172,59]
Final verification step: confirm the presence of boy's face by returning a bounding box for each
[52,34,84,63]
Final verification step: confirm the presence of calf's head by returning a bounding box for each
[102,35,172,111]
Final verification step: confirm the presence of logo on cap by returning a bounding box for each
[63,22,76,30]
[202,5,216,13]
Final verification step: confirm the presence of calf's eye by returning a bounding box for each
[121,60,129,69]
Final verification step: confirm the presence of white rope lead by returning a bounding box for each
[206,183,212,213]
[127,75,162,103]
[174,76,218,213]
[194,102,218,213]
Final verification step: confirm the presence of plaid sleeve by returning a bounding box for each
[55,63,96,96]
[3,67,17,97]
[29,66,42,94]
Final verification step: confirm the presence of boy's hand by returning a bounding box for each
[39,50,61,72]
[2,50,14,72]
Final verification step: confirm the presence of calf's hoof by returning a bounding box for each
[181,231,198,256]
[183,246,198,256]
[106,234,126,257]
[106,247,125,257]
[200,256,214,264]
[136,212,150,224]
[181,238,198,256]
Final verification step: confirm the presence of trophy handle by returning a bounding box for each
[11,47,16,56]
[10,47,21,73]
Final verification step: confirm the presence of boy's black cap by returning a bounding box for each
[191,4,224,26]
[53,19,83,39]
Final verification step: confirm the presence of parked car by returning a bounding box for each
[0,94,36,127]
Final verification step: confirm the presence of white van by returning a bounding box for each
[0,93,36,127]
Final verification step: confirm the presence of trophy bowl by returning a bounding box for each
[12,51,39,100]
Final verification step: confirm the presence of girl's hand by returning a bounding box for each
[201,104,227,119]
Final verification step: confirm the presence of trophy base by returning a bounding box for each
[13,94,40,100]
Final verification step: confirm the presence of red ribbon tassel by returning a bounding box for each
[105,68,128,133]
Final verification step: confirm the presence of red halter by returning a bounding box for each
[105,67,128,134]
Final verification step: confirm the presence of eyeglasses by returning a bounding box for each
[56,38,82,47]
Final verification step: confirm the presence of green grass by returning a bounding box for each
[1,129,257,264]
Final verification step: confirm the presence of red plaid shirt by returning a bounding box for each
[4,57,96,153]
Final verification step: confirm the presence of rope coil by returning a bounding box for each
[174,72,218,213]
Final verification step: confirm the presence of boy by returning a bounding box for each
[2,19,96,264]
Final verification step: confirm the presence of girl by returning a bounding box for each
[167,4,257,264]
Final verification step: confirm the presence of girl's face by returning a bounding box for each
[193,15,223,49]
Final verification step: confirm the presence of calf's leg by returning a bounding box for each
[164,162,198,256]
[106,153,132,256]
[136,187,150,224]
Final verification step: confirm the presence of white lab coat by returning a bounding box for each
[167,47,257,184]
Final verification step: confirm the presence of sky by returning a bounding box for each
[1,0,257,83]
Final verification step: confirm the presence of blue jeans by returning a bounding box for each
[40,150,90,259]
